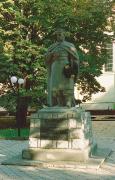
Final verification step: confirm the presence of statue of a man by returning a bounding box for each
[45,29,79,107]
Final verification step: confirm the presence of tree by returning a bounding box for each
[0,0,114,111]
[0,0,47,111]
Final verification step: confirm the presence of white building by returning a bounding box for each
[75,41,115,110]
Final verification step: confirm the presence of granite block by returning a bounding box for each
[72,139,86,149]
[29,138,40,148]
[56,140,69,148]
[69,129,84,139]
[69,118,77,128]
[30,119,35,128]
[31,113,38,119]
[40,140,56,148]
[29,127,40,138]
[40,119,68,128]
[40,130,69,140]
[34,119,40,128]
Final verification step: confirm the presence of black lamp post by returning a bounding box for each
[10,76,24,137]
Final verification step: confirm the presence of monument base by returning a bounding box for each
[22,107,97,162]
[22,143,97,162]
[2,147,111,170]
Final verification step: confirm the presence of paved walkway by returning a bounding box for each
[0,121,115,179]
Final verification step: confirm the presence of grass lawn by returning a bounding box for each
[0,128,30,139]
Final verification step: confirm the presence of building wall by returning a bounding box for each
[75,41,115,110]
[81,72,115,110]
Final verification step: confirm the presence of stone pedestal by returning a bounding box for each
[22,107,97,162]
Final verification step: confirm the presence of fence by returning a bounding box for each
[0,115,30,139]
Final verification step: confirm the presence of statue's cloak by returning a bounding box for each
[47,41,79,61]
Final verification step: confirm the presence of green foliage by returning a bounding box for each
[0,0,114,110]
[0,92,16,112]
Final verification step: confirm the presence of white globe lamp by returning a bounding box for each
[18,78,24,85]
[10,76,17,84]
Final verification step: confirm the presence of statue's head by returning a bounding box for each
[54,28,65,42]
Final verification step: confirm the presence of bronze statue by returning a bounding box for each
[45,29,79,107]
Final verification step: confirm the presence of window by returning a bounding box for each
[105,43,113,72]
